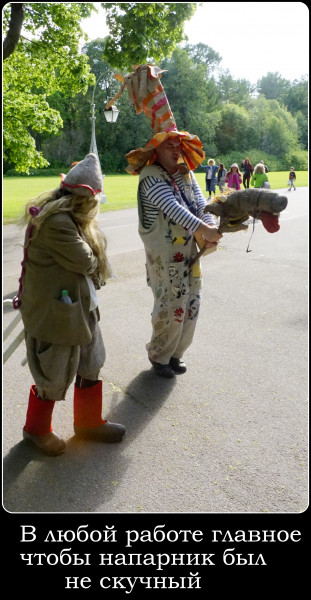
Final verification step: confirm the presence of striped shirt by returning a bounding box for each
[139,171,215,231]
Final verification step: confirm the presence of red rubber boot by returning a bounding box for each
[73,380,126,442]
[23,385,66,456]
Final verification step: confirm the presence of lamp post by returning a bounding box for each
[89,75,119,204]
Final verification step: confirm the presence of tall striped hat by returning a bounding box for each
[106,64,205,174]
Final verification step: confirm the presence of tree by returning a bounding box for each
[294,110,308,149]
[101,2,197,68]
[247,95,299,157]
[257,72,290,100]
[41,39,153,172]
[182,42,222,73]
[281,76,308,118]
[3,2,96,173]
[3,3,25,59]
[217,70,255,108]
[161,48,221,155]
[213,103,251,154]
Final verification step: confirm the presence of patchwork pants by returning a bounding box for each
[141,211,202,365]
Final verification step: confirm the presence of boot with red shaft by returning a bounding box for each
[73,379,126,442]
[23,385,66,456]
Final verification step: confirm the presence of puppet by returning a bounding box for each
[191,187,288,263]
[203,188,288,233]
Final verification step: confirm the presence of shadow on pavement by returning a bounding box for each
[107,369,177,441]
[3,369,176,513]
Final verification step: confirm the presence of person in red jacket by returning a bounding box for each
[241,157,253,189]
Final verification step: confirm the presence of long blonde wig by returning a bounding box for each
[20,187,111,283]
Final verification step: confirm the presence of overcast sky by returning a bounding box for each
[81,2,309,84]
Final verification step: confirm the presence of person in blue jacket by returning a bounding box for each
[201,158,218,197]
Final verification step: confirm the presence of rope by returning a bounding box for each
[246,217,257,253]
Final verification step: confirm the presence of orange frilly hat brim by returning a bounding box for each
[125,129,205,175]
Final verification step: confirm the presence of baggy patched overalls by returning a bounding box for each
[138,165,203,365]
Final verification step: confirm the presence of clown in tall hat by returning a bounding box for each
[16,153,126,455]
[107,64,222,378]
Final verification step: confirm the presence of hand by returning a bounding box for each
[197,222,222,243]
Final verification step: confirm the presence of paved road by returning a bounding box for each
[2,189,308,514]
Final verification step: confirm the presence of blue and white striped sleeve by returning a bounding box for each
[141,176,203,231]
[191,175,216,225]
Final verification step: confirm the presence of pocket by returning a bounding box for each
[50,298,86,342]
[36,340,52,355]
[51,297,80,315]
[168,261,189,300]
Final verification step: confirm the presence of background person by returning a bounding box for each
[217,162,227,192]
[251,162,269,188]
[225,163,242,190]
[288,167,297,191]
[201,158,218,197]
[241,157,253,188]
[259,159,269,173]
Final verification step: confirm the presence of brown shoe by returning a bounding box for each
[74,422,126,443]
[23,429,66,456]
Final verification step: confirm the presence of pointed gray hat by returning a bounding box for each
[61,153,102,197]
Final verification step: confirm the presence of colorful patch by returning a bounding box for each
[174,307,185,322]
[187,296,201,320]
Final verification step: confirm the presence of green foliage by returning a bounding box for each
[217,71,255,108]
[214,103,251,154]
[295,111,308,149]
[161,47,221,155]
[213,148,308,172]
[281,76,308,118]
[183,42,222,72]
[2,0,308,175]
[101,2,196,68]
[2,2,96,173]
[5,167,67,177]
[285,149,308,171]
[257,72,290,100]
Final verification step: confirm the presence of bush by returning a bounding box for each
[5,167,68,176]
[285,149,308,170]
[215,148,288,171]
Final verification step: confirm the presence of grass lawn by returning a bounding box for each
[2,170,308,224]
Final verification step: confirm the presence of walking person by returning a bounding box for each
[225,163,242,190]
[14,154,126,455]
[201,158,218,197]
[288,167,296,191]
[241,157,253,188]
[216,162,227,192]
